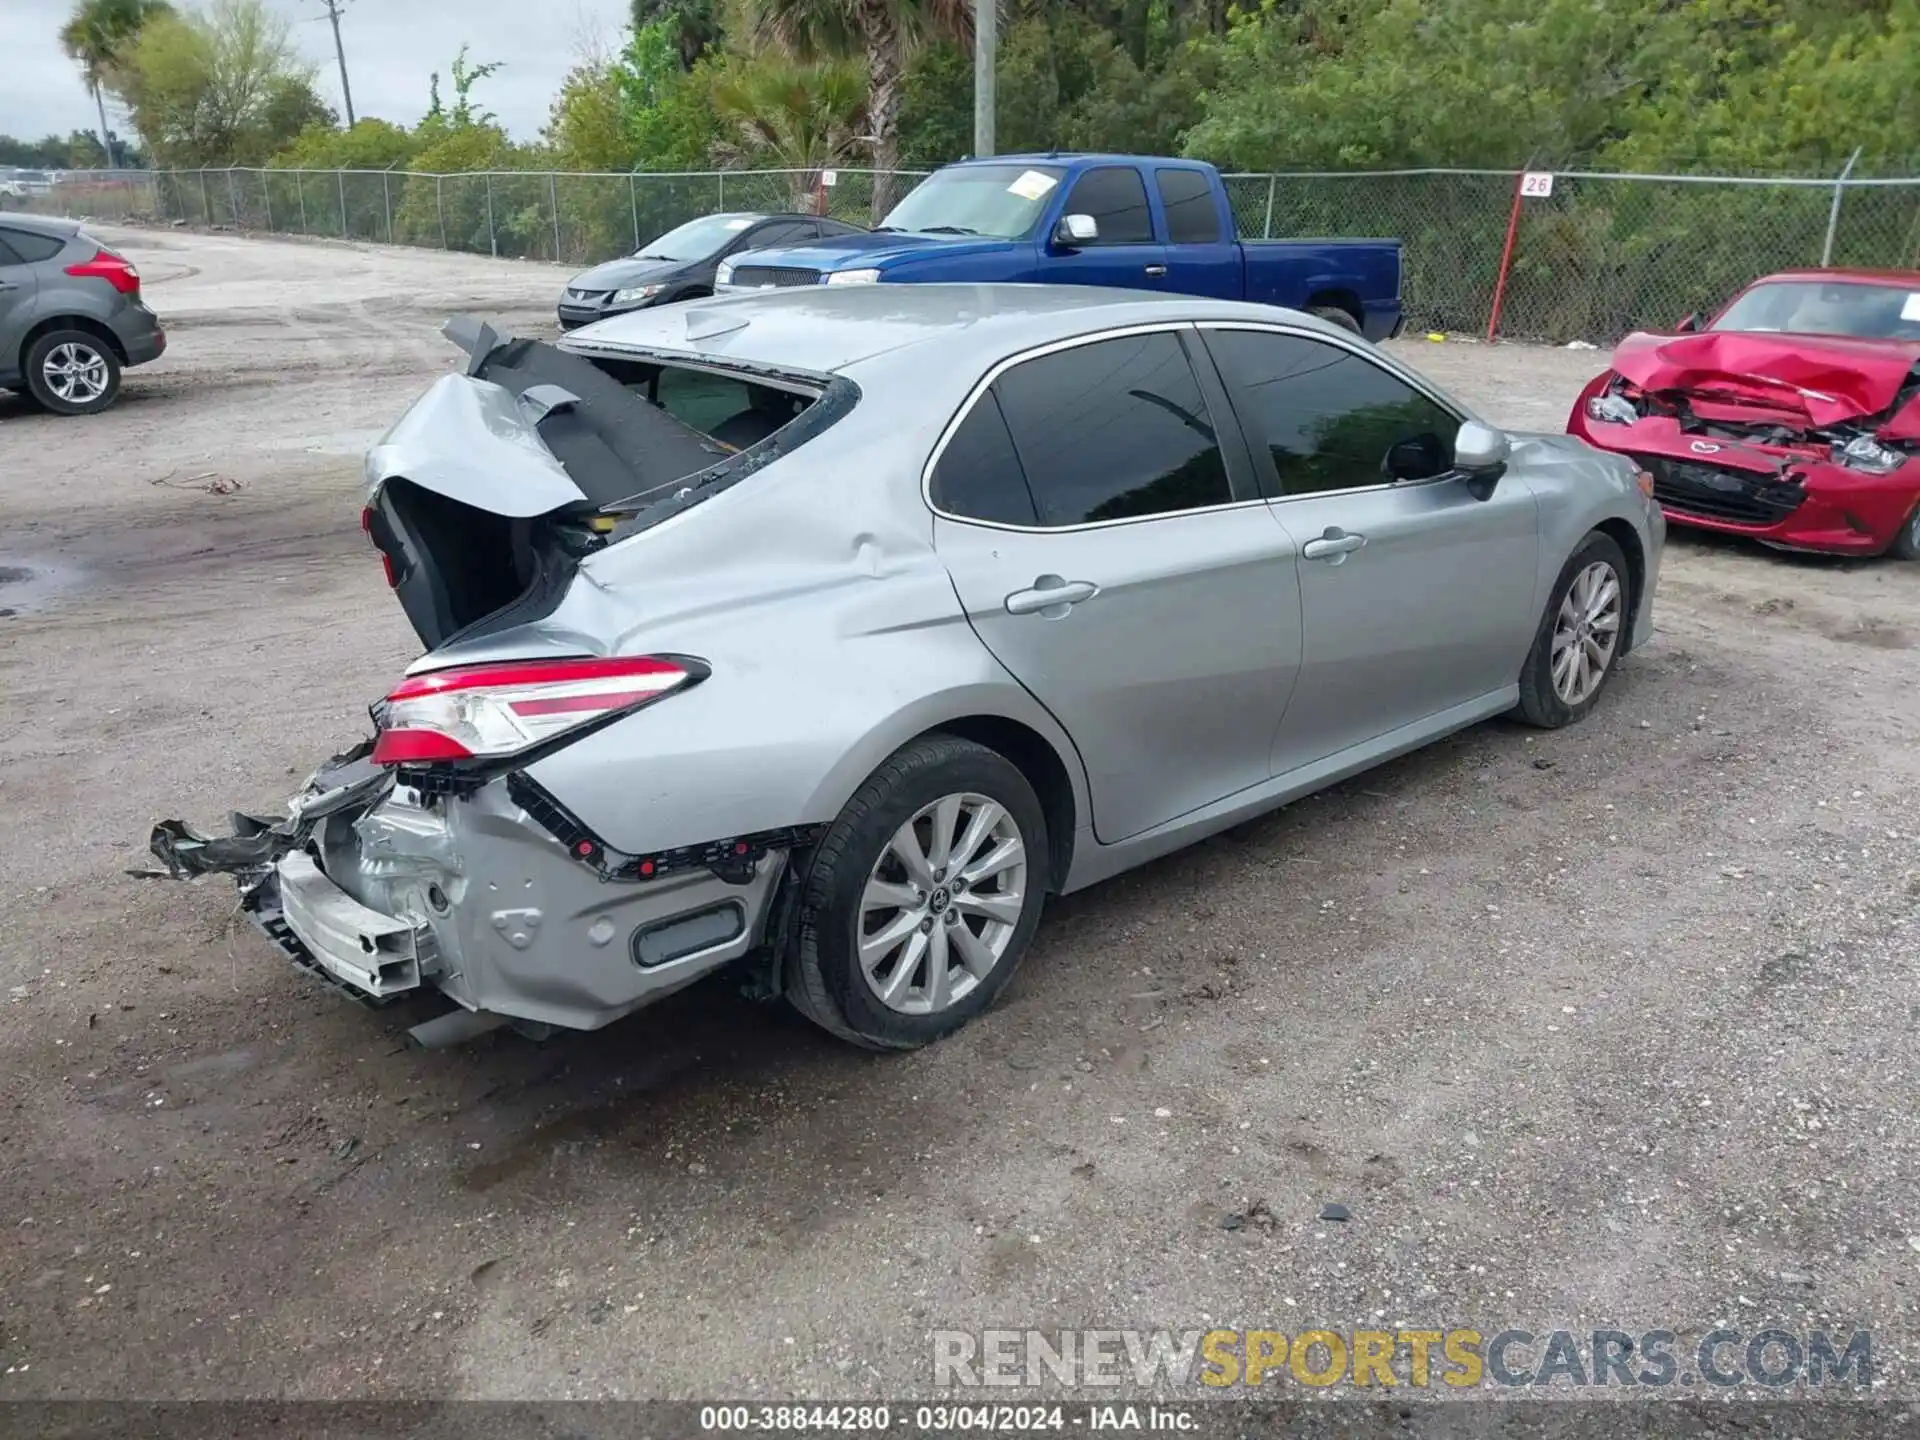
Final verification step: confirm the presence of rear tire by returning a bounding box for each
[787,735,1048,1050]
[1514,531,1630,728]
[24,328,121,416]
[1310,304,1362,335]
[1888,500,1920,561]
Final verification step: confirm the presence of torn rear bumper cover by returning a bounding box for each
[149,741,798,1035]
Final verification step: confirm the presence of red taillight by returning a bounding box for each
[371,656,694,766]
[64,249,139,296]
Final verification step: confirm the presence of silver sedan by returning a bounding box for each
[154,285,1664,1050]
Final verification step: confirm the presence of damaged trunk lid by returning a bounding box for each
[362,318,837,651]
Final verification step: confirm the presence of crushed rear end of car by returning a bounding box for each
[149,317,849,1043]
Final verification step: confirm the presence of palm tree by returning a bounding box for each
[743,0,973,214]
[59,0,173,169]
[711,57,870,210]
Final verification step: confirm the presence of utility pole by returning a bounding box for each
[972,0,995,157]
[319,0,357,127]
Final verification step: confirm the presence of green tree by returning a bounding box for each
[59,0,174,168]
[742,0,973,212]
[710,55,868,205]
[271,116,413,169]
[631,0,725,69]
[119,0,325,165]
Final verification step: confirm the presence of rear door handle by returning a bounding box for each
[1144,264,1168,277]
[1301,528,1366,562]
[1005,576,1099,616]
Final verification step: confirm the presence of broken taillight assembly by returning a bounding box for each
[64,248,140,295]
[371,656,697,765]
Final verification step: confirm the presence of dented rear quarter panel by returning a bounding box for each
[419,350,1093,867]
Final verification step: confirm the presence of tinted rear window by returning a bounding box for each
[931,391,1036,525]
[993,331,1232,526]
[0,228,66,263]
[1155,169,1220,245]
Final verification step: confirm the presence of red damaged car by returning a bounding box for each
[1569,269,1920,560]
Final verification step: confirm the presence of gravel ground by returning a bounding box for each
[0,228,1917,1415]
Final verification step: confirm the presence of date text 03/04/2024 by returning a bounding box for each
[697,1404,1194,1432]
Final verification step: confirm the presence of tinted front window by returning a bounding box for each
[931,391,1037,526]
[0,236,22,266]
[1712,280,1920,340]
[1155,169,1220,245]
[746,221,812,249]
[994,332,1231,526]
[1060,167,1154,245]
[0,228,65,263]
[1207,330,1460,496]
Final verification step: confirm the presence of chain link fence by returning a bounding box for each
[18,164,1920,344]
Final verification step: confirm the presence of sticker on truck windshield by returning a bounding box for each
[1007,170,1059,201]
[1901,292,1920,321]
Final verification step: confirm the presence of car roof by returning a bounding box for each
[0,212,80,239]
[562,282,1347,377]
[944,153,1213,171]
[1745,268,1920,287]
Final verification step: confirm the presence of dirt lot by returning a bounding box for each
[1,227,1917,1408]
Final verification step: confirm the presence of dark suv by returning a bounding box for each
[0,213,166,416]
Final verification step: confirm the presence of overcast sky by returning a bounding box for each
[2,0,634,145]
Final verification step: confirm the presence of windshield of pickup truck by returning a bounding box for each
[879,164,1067,239]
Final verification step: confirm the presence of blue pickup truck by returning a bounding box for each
[714,154,1404,340]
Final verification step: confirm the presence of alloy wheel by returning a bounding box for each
[42,342,110,405]
[857,791,1028,1015]
[1549,560,1622,706]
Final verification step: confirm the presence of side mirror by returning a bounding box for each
[1675,312,1701,333]
[1052,213,1098,248]
[1453,420,1511,501]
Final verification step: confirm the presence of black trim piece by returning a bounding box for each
[505,771,823,886]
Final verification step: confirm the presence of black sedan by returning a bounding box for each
[557,212,866,330]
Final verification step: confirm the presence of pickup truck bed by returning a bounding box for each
[715,154,1404,342]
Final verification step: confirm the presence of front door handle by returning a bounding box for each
[1005,576,1099,616]
[1144,264,1168,278]
[1301,527,1366,562]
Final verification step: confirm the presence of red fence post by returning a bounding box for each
[1486,171,1526,343]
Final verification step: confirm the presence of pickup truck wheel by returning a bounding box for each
[1309,305,1362,335]
[24,328,121,415]
[787,735,1047,1050]
[1513,531,1630,728]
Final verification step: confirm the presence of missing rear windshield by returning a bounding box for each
[378,326,858,650]
[564,345,859,534]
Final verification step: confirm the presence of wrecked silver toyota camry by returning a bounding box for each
[154,285,1662,1050]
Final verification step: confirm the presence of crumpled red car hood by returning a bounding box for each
[1610,330,1920,429]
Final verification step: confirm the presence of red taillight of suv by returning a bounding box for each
[371,656,696,765]
[64,249,140,296]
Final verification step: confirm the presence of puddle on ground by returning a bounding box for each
[0,560,85,617]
